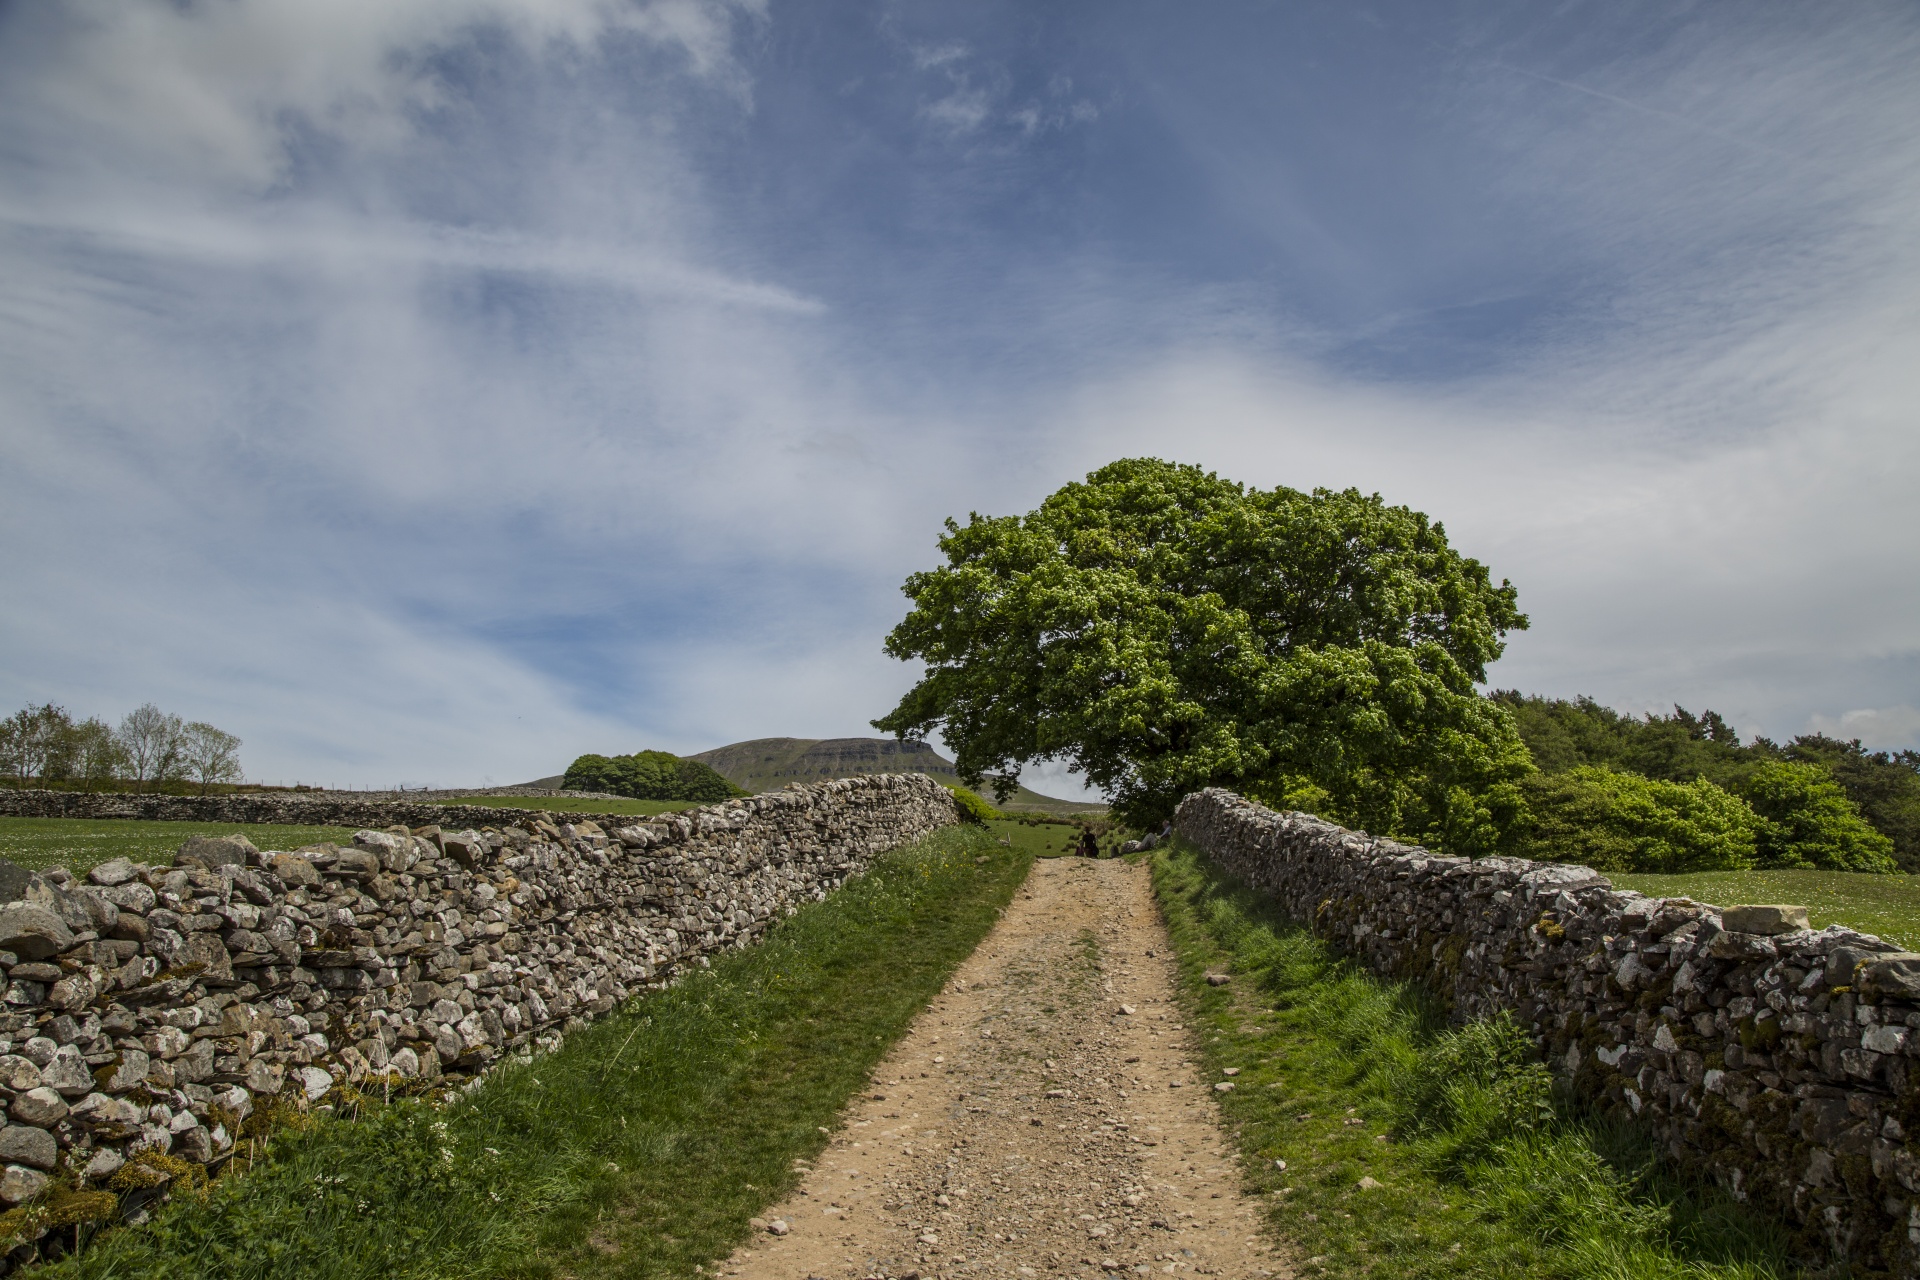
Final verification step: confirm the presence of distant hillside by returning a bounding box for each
[688,737,1103,814]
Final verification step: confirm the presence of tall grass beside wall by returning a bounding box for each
[1148,841,1795,1280]
[40,826,1031,1280]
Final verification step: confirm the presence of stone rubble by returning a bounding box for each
[1176,787,1920,1277]
[0,773,957,1247]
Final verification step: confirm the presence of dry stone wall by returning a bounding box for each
[1176,788,1920,1277]
[0,773,957,1233]
[0,788,640,828]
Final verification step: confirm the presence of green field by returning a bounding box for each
[983,815,1125,859]
[43,825,1029,1280]
[1614,868,1920,951]
[432,795,706,817]
[0,817,359,875]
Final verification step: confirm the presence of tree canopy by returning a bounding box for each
[1514,766,1760,874]
[1495,692,1917,872]
[872,458,1533,850]
[562,751,744,803]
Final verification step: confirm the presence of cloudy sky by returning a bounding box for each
[2,0,1916,793]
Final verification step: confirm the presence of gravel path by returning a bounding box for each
[722,856,1289,1280]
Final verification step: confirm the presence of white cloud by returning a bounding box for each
[8,0,759,190]
[1806,708,1920,753]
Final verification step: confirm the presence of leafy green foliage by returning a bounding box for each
[1150,841,1789,1279]
[941,782,1001,824]
[1491,693,1759,790]
[561,750,744,802]
[42,827,1028,1279]
[1516,767,1759,873]
[1744,761,1898,873]
[1497,693,1913,873]
[874,458,1533,852]
[1780,735,1920,872]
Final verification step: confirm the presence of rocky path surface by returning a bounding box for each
[722,856,1289,1280]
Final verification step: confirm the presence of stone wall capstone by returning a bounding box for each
[1175,787,1920,1276]
[0,773,957,1230]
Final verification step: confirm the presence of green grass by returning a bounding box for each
[1614,868,1920,951]
[0,818,358,876]
[1148,840,1793,1280]
[431,796,708,817]
[40,824,1031,1280]
[984,816,1126,859]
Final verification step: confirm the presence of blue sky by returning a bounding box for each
[2,0,1917,793]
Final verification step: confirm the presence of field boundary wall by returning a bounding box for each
[0,774,957,1241]
[1175,787,1920,1276]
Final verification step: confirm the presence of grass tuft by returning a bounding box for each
[35,825,1029,1279]
[0,818,360,875]
[1148,839,1794,1280]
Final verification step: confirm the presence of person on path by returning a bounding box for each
[1076,827,1100,858]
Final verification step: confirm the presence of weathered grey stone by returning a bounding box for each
[95,1047,152,1093]
[98,880,156,913]
[1860,955,1920,1001]
[43,1043,97,1097]
[0,903,72,961]
[442,830,485,867]
[9,1086,68,1126]
[174,834,257,869]
[69,1092,143,1129]
[0,1124,58,1170]
[0,1164,48,1204]
[1723,904,1811,935]
[243,1059,283,1095]
[0,1056,41,1092]
[333,849,382,877]
[0,861,34,903]
[88,857,139,887]
[267,852,321,887]
[292,1065,333,1101]
[174,1124,214,1163]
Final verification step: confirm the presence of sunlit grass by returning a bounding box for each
[1150,840,1793,1280]
[0,817,358,876]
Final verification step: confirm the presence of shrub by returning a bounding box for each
[1517,766,1758,873]
[561,751,744,802]
[1744,761,1899,873]
[942,784,1000,824]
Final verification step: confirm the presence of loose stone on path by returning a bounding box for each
[721,856,1289,1280]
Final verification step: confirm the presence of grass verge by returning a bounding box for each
[1148,839,1794,1280]
[983,817,1126,860]
[432,797,709,817]
[39,824,1030,1280]
[1614,868,1920,951]
[0,818,359,876]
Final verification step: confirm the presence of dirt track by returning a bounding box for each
[721,856,1288,1280]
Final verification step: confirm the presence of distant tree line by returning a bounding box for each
[1493,693,1918,875]
[0,703,244,795]
[561,750,744,803]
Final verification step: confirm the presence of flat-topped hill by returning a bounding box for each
[689,737,1102,814]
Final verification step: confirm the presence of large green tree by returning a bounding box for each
[872,459,1534,851]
